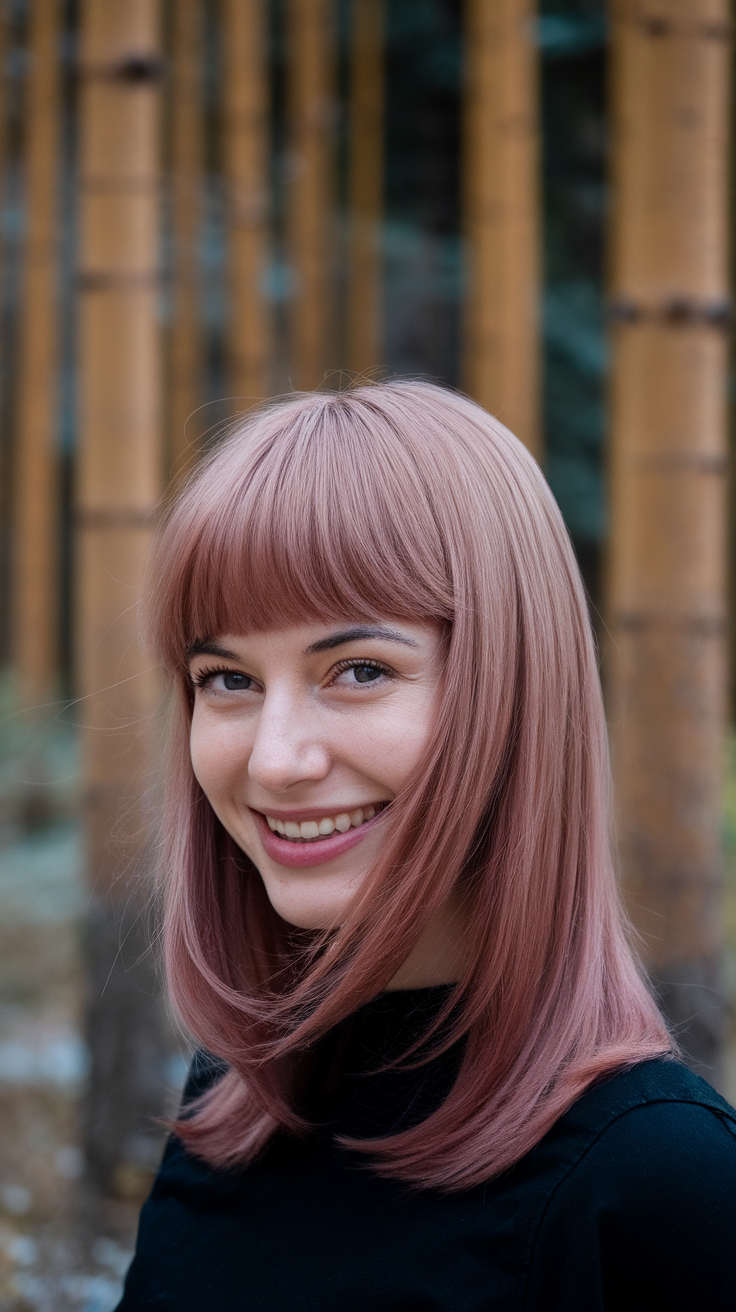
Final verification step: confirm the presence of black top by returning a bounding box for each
[118,988,736,1311]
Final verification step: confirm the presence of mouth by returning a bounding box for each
[251,802,389,869]
[264,802,388,842]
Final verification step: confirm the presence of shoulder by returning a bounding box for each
[525,1060,736,1311]
[545,1056,736,1218]
[556,1061,736,1210]
[560,1051,733,1119]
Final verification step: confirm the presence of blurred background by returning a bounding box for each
[0,0,733,1307]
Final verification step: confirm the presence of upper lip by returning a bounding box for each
[249,803,387,823]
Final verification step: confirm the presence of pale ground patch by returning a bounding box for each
[0,821,145,1312]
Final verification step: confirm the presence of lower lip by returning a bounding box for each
[252,808,386,869]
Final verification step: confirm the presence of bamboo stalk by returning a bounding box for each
[347,0,384,377]
[12,0,62,706]
[169,0,205,473]
[287,0,336,390]
[0,0,14,670]
[606,0,731,1081]
[221,0,271,409]
[77,0,166,1194]
[462,0,541,456]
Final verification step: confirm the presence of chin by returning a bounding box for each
[267,897,343,932]
[276,909,336,931]
[259,872,361,932]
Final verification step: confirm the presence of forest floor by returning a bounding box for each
[0,823,143,1311]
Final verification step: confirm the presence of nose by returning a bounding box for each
[247,686,331,794]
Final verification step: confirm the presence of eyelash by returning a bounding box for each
[190,658,394,691]
[190,664,242,690]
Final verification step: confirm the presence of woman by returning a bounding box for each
[118,382,736,1311]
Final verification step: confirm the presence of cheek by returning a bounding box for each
[355,702,435,789]
[189,712,251,800]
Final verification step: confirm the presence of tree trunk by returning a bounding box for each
[347,0,384,377]
[168,0,205,475]
[12,0,61,707]
[606,0,731,1085]
[287,0,336,390]
[76,0,168,1196]
[221,0,271,411]
[462,0,541,457]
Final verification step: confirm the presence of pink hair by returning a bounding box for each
[146,380,671,1191]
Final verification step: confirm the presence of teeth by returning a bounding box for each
[264,805,383,841]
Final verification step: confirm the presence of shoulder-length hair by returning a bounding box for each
[146,380,671,1191]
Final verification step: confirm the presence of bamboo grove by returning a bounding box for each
[0,0,730,1190]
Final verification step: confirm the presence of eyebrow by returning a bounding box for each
[186,626,419,664]
[186,640,240,662]
[302,625,419,655]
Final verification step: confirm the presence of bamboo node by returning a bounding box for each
[77,270,160,293]
[612,611,726,637]
[78,53,165,84]
[608,296,731,329]
[635,16,730,42]
[636,452,728,475]
[79,176,160,195]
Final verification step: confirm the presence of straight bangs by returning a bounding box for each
[147,381,672,1193]
[148,390,456,677]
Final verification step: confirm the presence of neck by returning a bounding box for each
[384,889,468,992]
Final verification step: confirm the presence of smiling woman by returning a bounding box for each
[118,383,736,1312]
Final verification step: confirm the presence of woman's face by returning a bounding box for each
[188,619,443,935]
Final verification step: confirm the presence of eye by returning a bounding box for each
[191,665,255,692]
[330,658,393,688]
[219,671,252,691]
[352,663,383,684]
